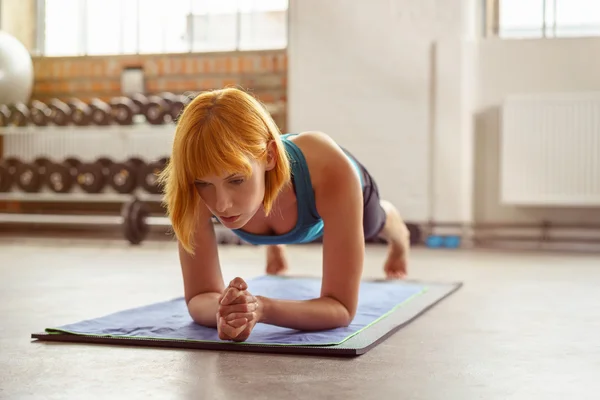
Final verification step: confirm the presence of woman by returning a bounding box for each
[158,88,410,342]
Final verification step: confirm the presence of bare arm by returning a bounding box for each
[257,133,365,330]
[179,206,226,327]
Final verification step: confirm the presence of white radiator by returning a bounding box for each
[501,92,600,206]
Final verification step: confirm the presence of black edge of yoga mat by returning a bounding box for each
[31,280,462,357]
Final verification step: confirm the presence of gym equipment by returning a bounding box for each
[138,158,167,194]
[48,99,71,126]
[0,31,34,105]
[122,197,150,244]
[76,161,107,194]
[129,93,149,115]
[67,98,93,126]
[406,223,422,245]
[89,98,113,126]
[443,235,461,248]
[144,95,170,125]
[0,104,9,126]
[106,158,145,194]
[14,162,43,192]
[45,158,80,193]
[30,100,52,126]
[8,103,30,127]
[0,162,12,192]
[110,97,136,125]
[425,235,443,248]
[31,275,462,357]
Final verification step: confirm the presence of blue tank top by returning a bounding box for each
[231,133,363,245]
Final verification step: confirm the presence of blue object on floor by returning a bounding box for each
[443,235,461,248]
[44,275,428,347]
[426,235,443,248]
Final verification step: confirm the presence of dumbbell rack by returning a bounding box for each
[0,122,174,244]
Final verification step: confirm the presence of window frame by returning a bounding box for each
[36,0,289,57]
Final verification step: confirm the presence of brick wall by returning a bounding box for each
[30,49,288,130]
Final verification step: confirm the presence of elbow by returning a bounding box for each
[325,297,356,327]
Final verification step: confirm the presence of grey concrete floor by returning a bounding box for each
[1,237,599,399]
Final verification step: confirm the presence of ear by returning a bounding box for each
[265,140,277,171]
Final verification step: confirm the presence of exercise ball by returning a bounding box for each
[0,31,34,105]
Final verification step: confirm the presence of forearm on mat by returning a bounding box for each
[258,295,352,331]
[187,292,222,327]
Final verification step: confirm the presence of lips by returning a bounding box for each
[220,215,240,223]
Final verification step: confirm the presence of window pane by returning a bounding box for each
[121,0,139,54]
[164,0,192,53]
[138,0,165,53]
[189,0,238,52]
[555,0,600,37]
[238,9,287,50]
[499,0,545,38]
[86,0,122,55]
[45,0,84,56]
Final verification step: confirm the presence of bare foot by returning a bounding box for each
[265,244,289,275]
[378,200,410,280]
[384,247,408,279]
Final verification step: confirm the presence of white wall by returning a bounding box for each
[288,0,479,225]
[288,0,600,237]
[475,37,600,225]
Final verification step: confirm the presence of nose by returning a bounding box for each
[214,190,233,214]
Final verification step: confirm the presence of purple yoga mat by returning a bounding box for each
[45,275,427,346]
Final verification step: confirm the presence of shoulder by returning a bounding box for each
[289,131,361,197]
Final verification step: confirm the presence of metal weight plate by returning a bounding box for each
[0,164,12,192]
[144,96,169,125]
[110,97,135,125]
[169,95,187,123]
[138,159,166,194]
[34,157,53,181]
[15,163,43,192]
[8,103,30,127]
[130,93,149,115]
[0,105,10,127]
[30,100,51,126]
[49,99,71,126]
[68,98,93,126]
[45,162,74,193]
[3,157,23,175]
[89,98,113,126]
[76,162,106,193]
[107,162,137,194]
[122,198,150,245]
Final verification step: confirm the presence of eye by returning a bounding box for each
[230,178,245,185]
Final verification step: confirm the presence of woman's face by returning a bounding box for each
[194,157,270,229]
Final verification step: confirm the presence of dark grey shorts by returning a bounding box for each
[342,148,388,242]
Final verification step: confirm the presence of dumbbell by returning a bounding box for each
[75,157,112,194]
[159,92,188,123]
[129,93,149,116]
[12,157,52,193]
[143,96,170,125]
[138,157,168,194]
[0,105,10,127]
[107,157,146,194]
[67,98,93,126]
[8,103,30,127]
[110,97,136,125]
[44,158,82,193]
[89,98,113,126]
[0,157,22,192]
[48,99,72,126]
[29,100,52,127]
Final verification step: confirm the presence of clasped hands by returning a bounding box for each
[216,277,261,342]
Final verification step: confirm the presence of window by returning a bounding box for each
[498,0,600,38]
[41,0,288,56]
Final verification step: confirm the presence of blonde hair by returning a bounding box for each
[157,87,291,254]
